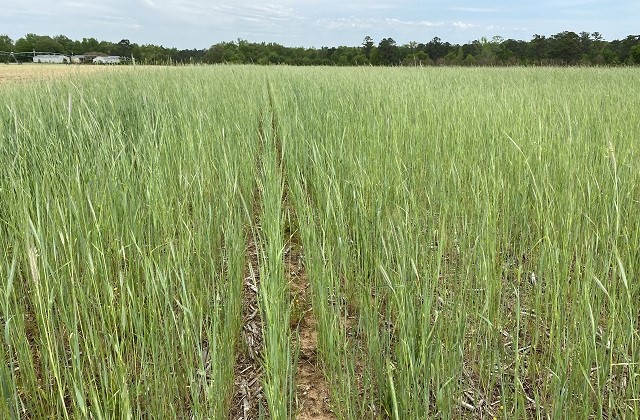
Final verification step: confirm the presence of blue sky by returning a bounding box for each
[1,0,638,49]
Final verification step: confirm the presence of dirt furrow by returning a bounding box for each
[229,115,267,420]
[284,199,335,420]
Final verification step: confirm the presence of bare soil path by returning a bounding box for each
[229,115,268,420]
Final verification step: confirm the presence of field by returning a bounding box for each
[1,65,639,419]
[0,64,120,85]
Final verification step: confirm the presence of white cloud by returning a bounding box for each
[247,3,294,18]
[316,17,447,30]
[137,1,306,29]
[142,0,158,9]
[452,21,477,29]
[450,7,501,13]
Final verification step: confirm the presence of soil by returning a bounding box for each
[285,236,335,420]
[229,115,267,420]
[229,216,267,420]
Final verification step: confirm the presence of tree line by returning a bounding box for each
[2,32,640,66]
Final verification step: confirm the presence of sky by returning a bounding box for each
[1,0,638,49]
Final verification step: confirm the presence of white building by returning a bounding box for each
[93,56,121,65]
[33,55,68,64]
[71,55,86,64]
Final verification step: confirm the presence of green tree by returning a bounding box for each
[303,48,320,65]
[221,41,239,62]
[203,44,226,63]
[464,54,477,66]
[0,35,13,51]
[267,51,281,64]
[601,48,619,64]
[138,44,170,64]
[402,51,431,66]
[330,46,351,66]
[353,53,369,65]
[616,35,640,63]
[81,38,100,53]
[14,34,37,52]
[39,39,64,53]
[15,34,63,54]
[578,31,593,55]
[548,31,582,64]
[631,44,640,64]
[476,36,499,65]
[443,46,464,65]
[97,41,115,54]
[14,35,34,52]
[53,35,74,54]
[378,38,399,65]
[527,34,548,63]
[362,36,374,58]
[425,37,452,61]
[502,39,527,63]
[115,39,133,57]
[237,39,258,64]
[369,47,381,65]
